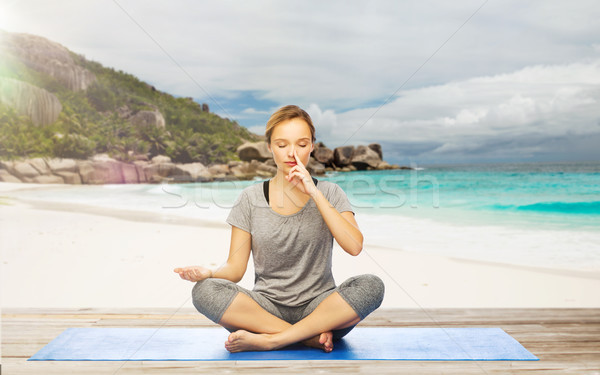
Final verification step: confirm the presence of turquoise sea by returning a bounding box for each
[6,161,600,272]
[329,161,600,232]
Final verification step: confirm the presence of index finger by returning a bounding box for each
[293,149,303,166]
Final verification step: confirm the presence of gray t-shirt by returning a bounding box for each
[226,179,354,307]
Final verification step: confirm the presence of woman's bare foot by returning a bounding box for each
[302,331,333,352]
[225,330,276,353]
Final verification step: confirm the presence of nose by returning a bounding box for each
[288,145,295,157]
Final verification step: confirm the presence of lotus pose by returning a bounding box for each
[174,105,384,353]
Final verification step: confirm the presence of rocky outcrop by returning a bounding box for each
[0,154,280,184]
[177,162,212,182]
[1,30,96,91]
[0,77,62,125]
[0,169,22,182]
[80,155,127,184]
[351,145,382,170]
[312,144,334,166]
[333,146,355,167]
[307,158,326,175]
[368,143,383,159]
[130,110,166,130]
[0,141,405,185]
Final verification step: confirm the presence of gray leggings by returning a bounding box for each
[192,274,384,340]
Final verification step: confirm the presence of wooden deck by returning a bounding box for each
[2,308,599,374]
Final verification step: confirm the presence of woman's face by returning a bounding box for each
[268,118,314,172]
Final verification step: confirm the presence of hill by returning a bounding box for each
[0,30,260,164]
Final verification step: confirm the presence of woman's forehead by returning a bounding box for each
[271,118,312,141]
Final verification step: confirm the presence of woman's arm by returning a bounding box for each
[174,226,252,282]
[311,189,364,256]
[286,149,363,256]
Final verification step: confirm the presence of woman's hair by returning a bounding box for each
[265,105,316,144]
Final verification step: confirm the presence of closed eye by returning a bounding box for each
[277,144,308,148]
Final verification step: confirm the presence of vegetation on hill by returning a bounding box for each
[0,43,259,164]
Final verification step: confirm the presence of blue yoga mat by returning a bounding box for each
[29,327,538,361]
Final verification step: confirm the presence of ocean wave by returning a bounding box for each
[491,201,600,215]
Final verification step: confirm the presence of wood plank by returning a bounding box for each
[2,308,600,374]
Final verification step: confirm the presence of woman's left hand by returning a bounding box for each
[286,149,318,196]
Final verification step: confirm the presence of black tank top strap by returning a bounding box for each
[264,177,318,204]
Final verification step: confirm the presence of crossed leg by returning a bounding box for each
[220,291,360,353]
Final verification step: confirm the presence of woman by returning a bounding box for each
[174,105,384,353]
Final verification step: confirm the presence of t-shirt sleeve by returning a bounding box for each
[226,190,252,232]
[328,183,355,216]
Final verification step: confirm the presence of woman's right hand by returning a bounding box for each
[173,266,213,282]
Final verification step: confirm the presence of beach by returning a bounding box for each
[2,182,599,310]
[2,181,600,374]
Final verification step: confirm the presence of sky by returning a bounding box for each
[1,0,599,165]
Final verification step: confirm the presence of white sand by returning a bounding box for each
[1,183,599,310]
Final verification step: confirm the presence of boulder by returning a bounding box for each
[230,160,261,180]
[208,164,230,175]
[77,160,95,183]
[12,161,41,178]
[133,153,149,162]
[91,154,115,162]
[333,146,355,167]
[255,170,275,178]
[47,158,78,173]
[248,160,262,173]
[351,145,382,170]
[1,30,96,91]
[133,161,148,183]
[143,162,181,183]
[55,171,81,184]
[195,169,214,182]
[0,77,62,126]
[0,169,21,182]
[376,161,392,170]
[170,166,194,182]
[151,155,171,164]
[0,160,13,171]
[306,157,325,175]
[88,160,125,184]
[227,161,244,168]
[32,175,64,184]
[177,162,209,182]
[237,141,272,162]
[28,158,51,175]
[368,143,383,159]
[131,110,166,130]
[256,163,277,177]
[229,166,253,180]
[121,163,139,183]
[313,145,334,165]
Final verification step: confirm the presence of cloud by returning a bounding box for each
[3,0,600,162]
[5,1,600,110]
[310,60,600,163]
[240,108,270,116]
